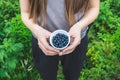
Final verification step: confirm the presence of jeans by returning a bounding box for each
[32,35,88,80]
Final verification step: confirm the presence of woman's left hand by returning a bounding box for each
[59,23,82,56]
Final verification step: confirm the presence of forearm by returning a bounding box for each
[77,8,99,30]
[21,12,44,38]
[76,0,100,31]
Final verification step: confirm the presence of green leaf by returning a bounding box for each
[7,59,17,70]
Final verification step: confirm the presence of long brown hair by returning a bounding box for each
[29,0,89,26]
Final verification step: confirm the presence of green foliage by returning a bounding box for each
[0,0,19,43]
[0,0,120,80]
[0,13,32,80]
[80,0,120,80]
[0,1,41,80]
[110,0,120,16]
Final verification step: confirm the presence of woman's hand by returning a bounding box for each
[35,28,60,56]
[59,0,100,56]
[59,23,82,56]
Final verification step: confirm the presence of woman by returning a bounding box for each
[19,0,100,80]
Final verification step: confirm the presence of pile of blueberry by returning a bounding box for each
[52,33,69,48]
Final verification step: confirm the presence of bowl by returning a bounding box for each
[49,30,70,50]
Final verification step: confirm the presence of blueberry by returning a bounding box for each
[52,33,69,48]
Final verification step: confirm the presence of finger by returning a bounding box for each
[39,38,60,53]
[62,49,74,55]
[69,36,74,45]
[38,42,58,56]
[63,37,80,53]
[61,48,75,56]
[59,52,63,56]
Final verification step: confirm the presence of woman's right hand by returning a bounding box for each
[35,27,60,56]
[20,0,60,56]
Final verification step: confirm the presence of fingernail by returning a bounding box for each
[59,52,62,56]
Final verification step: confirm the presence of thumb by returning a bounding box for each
[46,32,52,38]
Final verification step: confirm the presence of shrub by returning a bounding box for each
[0,14,34,80]
[80,0,120,80]
[0,0,19,43]
[0,0,120,80]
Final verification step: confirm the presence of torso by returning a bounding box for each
[38,0,88,39]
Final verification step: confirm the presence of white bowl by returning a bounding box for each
[49,30,70,50]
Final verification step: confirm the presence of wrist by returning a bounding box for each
[31,24,44,38]
[74,22,83,32]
